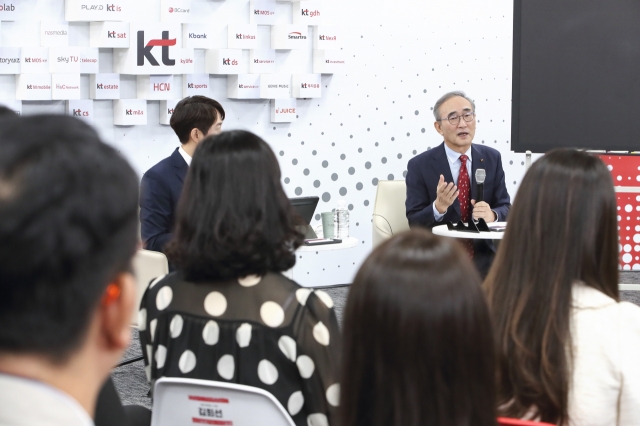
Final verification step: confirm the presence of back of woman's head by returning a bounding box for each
[484,149,618,424]
[339,230,496,426]
[166,130,303,281]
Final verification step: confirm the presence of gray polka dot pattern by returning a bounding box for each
[295,187,303,195]
[322,192,331,202]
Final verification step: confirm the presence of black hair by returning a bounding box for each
[485,149,619,424]
[166,130,304,281]
[0,115,139,361]
[339,229,497,426]
[170,96,225,143]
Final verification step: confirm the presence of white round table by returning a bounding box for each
[297,237,359,252]
[431,222,507,240]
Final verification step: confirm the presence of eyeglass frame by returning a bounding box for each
[436,111,476,126]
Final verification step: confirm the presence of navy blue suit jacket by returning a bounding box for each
[140,148,188,253]
[405,142,511,274]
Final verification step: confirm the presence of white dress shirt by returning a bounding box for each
[433,144,472,221]
[0,373,94,426]
[567,282,640,425]
[178,146,192,166]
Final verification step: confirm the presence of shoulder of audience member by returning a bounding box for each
[143,155,175,179]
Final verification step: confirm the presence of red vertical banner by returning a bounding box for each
[598,155,640,270]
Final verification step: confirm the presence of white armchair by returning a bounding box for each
[372,180,410,248]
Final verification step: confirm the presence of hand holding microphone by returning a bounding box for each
[471,168,496,222]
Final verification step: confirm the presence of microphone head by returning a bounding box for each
[475,168,486,184]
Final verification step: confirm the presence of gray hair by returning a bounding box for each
[433,91,476,121]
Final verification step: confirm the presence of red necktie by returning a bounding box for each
[458,155,474,257]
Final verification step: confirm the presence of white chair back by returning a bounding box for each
[131,249,169,326]
[151,378,295,426]
[372,180,410,248]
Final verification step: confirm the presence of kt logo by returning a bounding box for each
[137,31,176,66]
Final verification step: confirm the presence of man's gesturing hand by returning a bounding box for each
[471,200,497,222]
[434,174,458,214]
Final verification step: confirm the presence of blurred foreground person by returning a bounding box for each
[339,230,497,426]
[485,149,640,425]
[0,115,143,425]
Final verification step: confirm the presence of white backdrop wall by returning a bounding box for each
[0,0,531,286]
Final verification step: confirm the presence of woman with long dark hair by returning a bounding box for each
[339,230,497,426]
[139,130,341,426]
[485,149,640,425]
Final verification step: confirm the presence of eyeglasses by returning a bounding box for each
[437,112,475,126]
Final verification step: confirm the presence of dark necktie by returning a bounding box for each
[458,155,474,257]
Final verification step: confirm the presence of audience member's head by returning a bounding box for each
[170,95,225,145]
[166,130,303,281]
[484,149,618,423]
[339,230,496,426]
[0,115,139,414]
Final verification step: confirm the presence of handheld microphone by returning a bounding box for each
[475,169,486,203]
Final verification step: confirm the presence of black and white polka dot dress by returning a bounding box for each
[139,271,341,426]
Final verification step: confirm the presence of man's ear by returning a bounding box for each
[100,271,136,352]
[189,128,200,143]
[434,121,443,135]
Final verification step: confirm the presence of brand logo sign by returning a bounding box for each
[260,74,291,99]
[114,23,182,74]
[183,74,209,97]
[228,24,258,49]
[161,0,191,22]
[249,49,276,74]
[67,100,94,124]
[90,73,120,99]
[0,2,20,20]
[17,74,52,101]
[90,22,130,48]
[205,49,242,74]
[114,100,147,125]
[314,27,342,50]
[270,98,296,123]
[182,24,213,49]
[250,0,276,25]
[271,25,308,50]
[66,0,125,21]
[137,31,176,66]
[52,73,81,99]
[292,1,322,25]
[41,22,70,47]
[137,75,176,100]
[228,74,260,99]
[0,47,21,75]
[292,74,321,98]
[49,47,82,73]
[159,99,179,125]
[313,50,346,74]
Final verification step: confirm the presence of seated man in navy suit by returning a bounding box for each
[406,91,511,276]
[140,96,225,253]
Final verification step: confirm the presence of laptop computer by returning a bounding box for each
[290,196,319,239]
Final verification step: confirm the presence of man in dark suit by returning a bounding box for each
[140,96,225,253]
[406,91,511,276]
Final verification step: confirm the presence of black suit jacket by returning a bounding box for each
[140,148,188,253]
[405,142,511,275]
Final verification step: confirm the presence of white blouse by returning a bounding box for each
[568,283,640,426]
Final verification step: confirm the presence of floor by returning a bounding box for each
[112,271,640,409]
